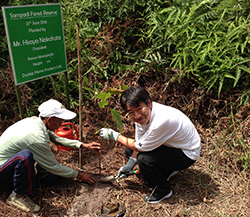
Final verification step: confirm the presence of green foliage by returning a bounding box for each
[140,0,250,97]
[59,0,250,99]
[1,0,250,98]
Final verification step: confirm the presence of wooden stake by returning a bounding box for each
[15,85,24,119]
[63,71,70,109]
[76,25,83,168]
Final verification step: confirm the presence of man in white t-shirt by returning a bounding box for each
[100,86,201,204]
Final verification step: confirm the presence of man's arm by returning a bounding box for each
[100,128,140,152]
[131,150,139,159]
[116,134,140,152]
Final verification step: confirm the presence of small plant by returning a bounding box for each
[95,84,128,133]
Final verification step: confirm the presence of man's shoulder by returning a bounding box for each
[152,101,173,113]
[16,116,46,136]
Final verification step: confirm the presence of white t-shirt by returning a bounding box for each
[134,102,201,160]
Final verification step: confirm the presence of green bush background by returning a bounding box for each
[1,0,250,109]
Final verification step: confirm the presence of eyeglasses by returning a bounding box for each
[127,106,144,118]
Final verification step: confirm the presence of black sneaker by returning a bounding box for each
[144,189,172,204]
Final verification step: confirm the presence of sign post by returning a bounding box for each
[2,4,70,116]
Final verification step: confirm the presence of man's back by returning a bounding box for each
[0,117,48,165]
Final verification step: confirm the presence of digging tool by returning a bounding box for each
[98,169,140,183]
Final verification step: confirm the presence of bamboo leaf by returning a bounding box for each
[234,66,241,87]
[212,8,226,30]
[224,73,236,80]
[218,75,224,97]
[239,65,250,74]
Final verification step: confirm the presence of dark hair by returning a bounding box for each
[120,86,152,112]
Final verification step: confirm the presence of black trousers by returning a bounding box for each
[125,145,195,191]
[0,150,36,195]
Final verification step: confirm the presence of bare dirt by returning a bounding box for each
[0,70,250,216]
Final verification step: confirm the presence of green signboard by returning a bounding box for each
[2,4,67,85]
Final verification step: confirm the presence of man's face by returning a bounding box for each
[126,100,152,125]
[46,117,64,131]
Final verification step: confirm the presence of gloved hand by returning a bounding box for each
[100,128,120,142]
[118,157,137,177]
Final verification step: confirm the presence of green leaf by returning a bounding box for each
[239,65,250,74]
[224,73,235,80]
[97,100,108,109]
[111,109,123,133]
[109,88,123,94]
[234,67,241,87]
[218,75,224,98]
[121,84,128,90]
[95,92,111,108]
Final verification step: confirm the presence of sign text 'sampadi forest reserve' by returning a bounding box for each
[9,9,57,19]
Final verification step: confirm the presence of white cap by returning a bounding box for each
[38,99,76,120]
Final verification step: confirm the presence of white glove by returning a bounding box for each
[118,157,137,177]
[100,128,120,142]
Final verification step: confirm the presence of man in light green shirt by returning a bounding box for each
[0,99,101,213]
